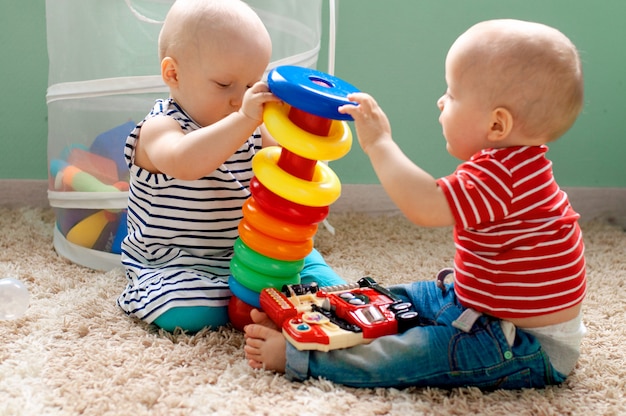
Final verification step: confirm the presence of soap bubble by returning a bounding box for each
[0,277,30,320]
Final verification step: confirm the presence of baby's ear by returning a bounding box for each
[487,107,513,142]
[161,57,179,87]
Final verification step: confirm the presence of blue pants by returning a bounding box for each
[285,280,566,390]
[154,248,344,332]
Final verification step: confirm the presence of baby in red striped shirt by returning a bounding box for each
[245,19,586,390]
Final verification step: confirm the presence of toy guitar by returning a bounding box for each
[259,277,421,351]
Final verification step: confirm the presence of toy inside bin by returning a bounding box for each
[54,208,127,254]
[48,121,134,271]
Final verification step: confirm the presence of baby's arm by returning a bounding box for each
[136,82,280,180]
[339,93,454,227]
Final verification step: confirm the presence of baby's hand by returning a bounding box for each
[240,81,281,123]
[338,92,393,154]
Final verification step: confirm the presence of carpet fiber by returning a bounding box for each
[1,207,624,416]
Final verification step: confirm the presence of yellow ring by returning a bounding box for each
[263,102,352,161]
[252,147,341,207]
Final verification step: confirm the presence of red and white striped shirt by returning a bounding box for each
[436,146,586,319]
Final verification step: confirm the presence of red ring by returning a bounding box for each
[250,177,329,225]
[242,197,318,242]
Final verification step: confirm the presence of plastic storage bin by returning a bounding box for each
[46,0,325,270]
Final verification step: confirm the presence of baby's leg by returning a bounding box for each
[244,309,286,372]
[120,268,231,332]
[300,248,345,287]
[153,305,229,333]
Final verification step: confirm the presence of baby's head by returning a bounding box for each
[447,19,583,142]
[157,0,272,126]
[158,0,270,64]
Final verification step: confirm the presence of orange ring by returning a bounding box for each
[242,197,318,242]
[238,219,313,261]
[263,102,352,161]
[252,147,341,207]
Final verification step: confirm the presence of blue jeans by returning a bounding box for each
[285,280,567,390]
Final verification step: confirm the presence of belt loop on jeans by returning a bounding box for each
[436,268,455,294]
[452,308,483,332]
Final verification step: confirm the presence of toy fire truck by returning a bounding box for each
[259,277,421,351]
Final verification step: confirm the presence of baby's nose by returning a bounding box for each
[436,96,445,111]
[230,95,242,108]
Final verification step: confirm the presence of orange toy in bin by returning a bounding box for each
[67,148,119,185]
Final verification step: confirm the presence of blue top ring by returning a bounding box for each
[267,65,359,121]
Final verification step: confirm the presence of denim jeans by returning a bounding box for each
[285,280,567,390]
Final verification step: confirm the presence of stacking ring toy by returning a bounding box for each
[228,66,359,326]
[268,65,359,120]
[264,102,352,161]
[252,147,341,207]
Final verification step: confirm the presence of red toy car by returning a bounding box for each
[260,277,420,351]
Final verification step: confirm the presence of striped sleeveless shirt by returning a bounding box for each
[117,98,261,323]
[436,146,586,319]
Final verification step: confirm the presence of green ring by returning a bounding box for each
[233,238,304,277]
[230,256,300,293]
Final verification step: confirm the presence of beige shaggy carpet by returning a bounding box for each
[0,207,625,416]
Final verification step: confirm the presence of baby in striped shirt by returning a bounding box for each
[117,0,345,333]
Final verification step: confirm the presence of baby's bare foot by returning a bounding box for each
[250,308,279,330]
[244,323,286,373]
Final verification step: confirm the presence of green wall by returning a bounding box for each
[1,2,49,180]
[2,1,625,187]
[328,0,626,187]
